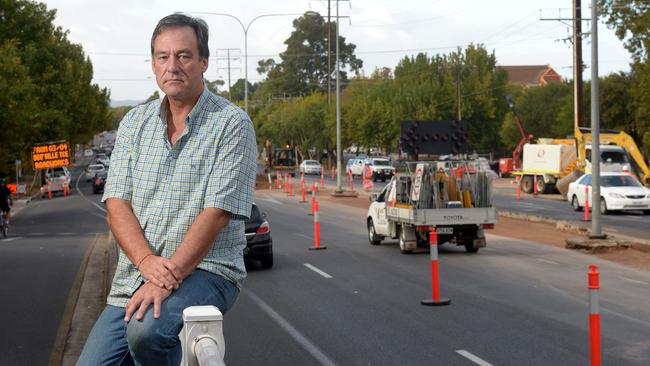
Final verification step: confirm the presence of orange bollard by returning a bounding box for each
[584,185,590,221]
[300,186,307,203]
[309,189,315,216]
[48,184,53,200]
[309,201,327,250]
[533,174,538,195]
[421,228,451,306]
[300,172,305,189]
[312,182,318,193]
[348,170,354,191]
[331,166,335,181]
[517,180,521,201]
[288,184,294,197]
[588,264,601,366]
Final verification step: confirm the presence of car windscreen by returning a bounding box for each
[601,175,642,187]
[305,161,319,165]
[372,159,390,166]
[601,151,628,163]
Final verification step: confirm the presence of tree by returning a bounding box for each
[255,12,362,99]
[0,0,111,176]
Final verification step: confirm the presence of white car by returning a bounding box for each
[85,164,106,181]
[40,166,72,196]
[299,160,322,175]
[365,158,395,182]
[567,172,650,214]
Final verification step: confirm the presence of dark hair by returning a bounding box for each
[151,13,210,60]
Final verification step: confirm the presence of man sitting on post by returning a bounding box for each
[78,13,257,365]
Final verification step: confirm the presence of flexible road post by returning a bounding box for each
[48,183,52,200]
[516,176,521,201]
[321,167,325,188]
[300,186,307,203]
[313,182,318,193]
[284,174,290,193]
[585,185,590,221]
[309,201,327,250]
[288,184,294,197]
[533,174,538,195]
[309,189,315,216]
[300,172,305,189]
[348,170,354,191]
[331,166,335,181]
[588,264,601,366]
[421,228,451,306]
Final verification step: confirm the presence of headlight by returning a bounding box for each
[608,192,625,199]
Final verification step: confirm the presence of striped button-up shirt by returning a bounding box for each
[102,87,257,307]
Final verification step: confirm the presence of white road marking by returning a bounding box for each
[244,290,338,366]
[619,276,649,286]
[456,350,494,366]
[294,233,311,240]
[75,172,107,213]
[536,258,560,265]
[57,232,75,236]
[256,195,283,205]
[304,263,333,279]
[0,237,22,242]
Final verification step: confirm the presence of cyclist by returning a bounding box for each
[0,179,13,226]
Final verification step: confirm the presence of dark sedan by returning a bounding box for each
[92,171,108,194]
[244,204,273,269]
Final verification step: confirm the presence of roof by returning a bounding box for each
[497,65,562,87]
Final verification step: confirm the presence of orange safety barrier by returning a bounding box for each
[309,201,326,250]
[421,228,451,306]
[588,265,601,366]
[288,184,294,197]
[320,167,325,188]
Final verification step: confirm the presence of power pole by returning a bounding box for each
[540,3,586,132]
[456,64,462,121]
[327,0,332,105]
[214,48,241,96]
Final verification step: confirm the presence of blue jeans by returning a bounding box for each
[77,270,239,366]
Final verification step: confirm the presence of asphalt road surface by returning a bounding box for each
[0,165,106,365]
[225,189,650,365]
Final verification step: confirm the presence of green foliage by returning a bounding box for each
[0,0,111,176]
[255,12,362,99]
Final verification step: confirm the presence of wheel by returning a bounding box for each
[260,254,273,269]
[367,219,381,245]
[398,227,412,254]
[571,195,582,211]
[464,242,479,253]
[600,198,608,215]
[520,176,534,194]
[644,210,650,215]
[535,176,548,194]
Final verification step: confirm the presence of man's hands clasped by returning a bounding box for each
[138,255,183,290]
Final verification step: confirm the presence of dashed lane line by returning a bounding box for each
[244,290,338,366]
[304,263,333,279]
[0,237,22,243]
[619,276,649,286]
[536,258,560,265]
[456,350,494,366]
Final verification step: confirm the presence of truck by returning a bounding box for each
[265,141,297,176]
[366,161,497,254]
[516,141,632,194]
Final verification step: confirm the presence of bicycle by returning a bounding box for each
[0,211,8,238]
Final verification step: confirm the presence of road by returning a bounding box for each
[298,173,650,239]
[0,164,106,365]
[225,189,650,365]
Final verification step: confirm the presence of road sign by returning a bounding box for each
[32,142,70,170]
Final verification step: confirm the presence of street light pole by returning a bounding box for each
[190,12,309,114]
[335,0,343,193]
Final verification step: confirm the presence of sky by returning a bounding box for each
[42,0,633,104]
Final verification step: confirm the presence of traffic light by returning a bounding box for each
[399,120,470,155]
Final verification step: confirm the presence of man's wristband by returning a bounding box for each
[136,253,154,269]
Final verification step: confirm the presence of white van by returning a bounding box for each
[41,166,72,196]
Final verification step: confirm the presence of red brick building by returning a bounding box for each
[497,64,562,87]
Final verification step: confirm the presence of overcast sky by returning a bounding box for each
[42,0,632,103]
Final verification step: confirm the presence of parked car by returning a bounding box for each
[85,164,106,181]
[94,153,110,167]
[299,160,322,175]
[244,204,273,268]
[40,166,71,197]
[567,172,650,215]
[346,158,366,176]
[92,171,108,194]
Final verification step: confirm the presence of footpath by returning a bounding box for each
[36,176,649,364]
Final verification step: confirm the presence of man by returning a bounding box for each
[0,179,12,223]
[78,13,257,365]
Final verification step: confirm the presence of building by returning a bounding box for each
[497,64,562,87]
